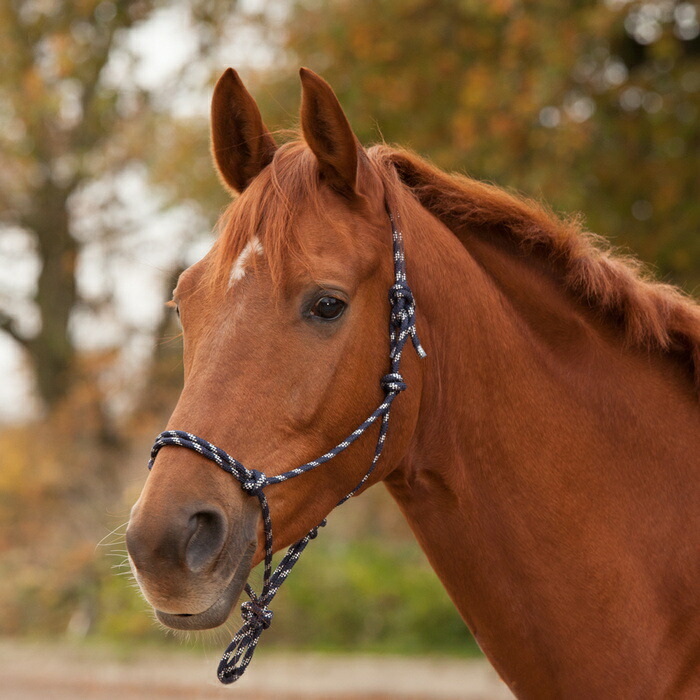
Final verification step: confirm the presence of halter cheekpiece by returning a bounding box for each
[147,204,426,684]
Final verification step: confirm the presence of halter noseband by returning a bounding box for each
[147,205,426,684]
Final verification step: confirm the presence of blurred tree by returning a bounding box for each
[0,0,232,412]
[255,0,700,291]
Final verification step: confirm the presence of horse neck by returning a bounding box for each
[384,205,700,698]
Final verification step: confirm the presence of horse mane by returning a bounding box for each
[369,145,700,390]
[214,140,700,390]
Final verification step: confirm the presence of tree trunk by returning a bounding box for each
[23,180,78,408]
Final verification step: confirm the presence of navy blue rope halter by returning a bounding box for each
[147,206,426,684]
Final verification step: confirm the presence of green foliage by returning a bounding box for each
[266,538,479,655]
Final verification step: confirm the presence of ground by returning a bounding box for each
[0,640,515,699]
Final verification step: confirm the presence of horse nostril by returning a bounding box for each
[185,508,227,573]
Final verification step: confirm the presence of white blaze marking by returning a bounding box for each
[228,237,263,288]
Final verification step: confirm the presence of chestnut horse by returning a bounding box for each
[126,68,700,698]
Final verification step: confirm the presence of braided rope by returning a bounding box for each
[147,206,426,684]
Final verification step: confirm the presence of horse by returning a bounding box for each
[126,67,700,697]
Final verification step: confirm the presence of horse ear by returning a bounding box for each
[210,68,277,193]
[299,67,360,197]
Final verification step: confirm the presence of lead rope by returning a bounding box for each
[147,207,426,684]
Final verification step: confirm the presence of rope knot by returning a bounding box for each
[388,282,426,360]
[388,282,415,321]
[241,600,274,630]
[308,519,327,540]
[241,469,266,497]
[381,372,407,394]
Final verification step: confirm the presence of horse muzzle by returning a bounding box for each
[153,538,256,630]
[126,488,259,630]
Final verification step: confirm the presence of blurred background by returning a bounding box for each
[0,0,698,697]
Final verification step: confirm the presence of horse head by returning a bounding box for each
[125,68,423,632]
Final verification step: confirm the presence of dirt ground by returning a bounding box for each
[0,640,515,700]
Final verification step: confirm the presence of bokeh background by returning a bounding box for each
[0,0,698,695]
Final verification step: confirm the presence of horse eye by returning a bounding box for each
[311,296,346,320]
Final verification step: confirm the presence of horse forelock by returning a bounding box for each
[212,140,363,295]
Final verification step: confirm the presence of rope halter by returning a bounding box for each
[147,205,426,684]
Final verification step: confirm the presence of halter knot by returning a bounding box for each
[241,599,274,630]
[241,469,267,496]
[389,282,415,320]
[381,372,407,393]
